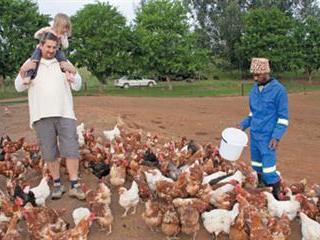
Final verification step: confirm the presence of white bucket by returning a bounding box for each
[219,127,248,161]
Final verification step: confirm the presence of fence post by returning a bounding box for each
[241,82,244,96]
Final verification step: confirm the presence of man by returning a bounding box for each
[15,32,85,200]
[240,58,289,200]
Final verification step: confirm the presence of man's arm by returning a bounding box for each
[240,112,252,130]
[271,89,289,141]
[60,61,82,91]
[15,60,37,92]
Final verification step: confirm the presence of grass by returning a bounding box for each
[1,68,320,103]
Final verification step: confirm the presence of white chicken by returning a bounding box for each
[25,175,50,206]
[218,170,245,185]
[103,124,120,142]
[264,191,300,220]
[72,207,91,226]
[201,203,239,238]
[300,212,320,240]
[144,169,173,192]
[209,183,235,206]
[118,180,140,217]
[202,171,227,185]
[77,123,85,147]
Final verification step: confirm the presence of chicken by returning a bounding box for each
[2,215,22,240]
[142,199,163,231]
[209,181,237,209]
[186,164,203,196]
[103,124,120,142]
[42,213,95,240]
[110,160,127,186]
[289,178,307,194]
[0,213,10,239]
[229,209,249,240]
[96,181,112,206]
[156,173,188,200]
[72,207,90,226]
[119,180,139,217]
[267,214,291,240]
[300,211,320,240]
[295,193,320,221]
[173,197,209,213]
[247,209,273,240]
[219,170,245,185]
[90,202,113,234]
[201,158,215,175]
[201,203,239,238]
[234,184,270,208]
[26,175,51,206]
[134,171,153,200]
[144,168,173,192]
[77,123,85,147]
[178,206,200,240]
[23,204,69,239]
[264,191,300,220]
[161,206,181,240]
[202,171,227,185]
[3,137,24,153]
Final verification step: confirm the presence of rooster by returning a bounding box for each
[25,175,51,206]
[118,180,139,217]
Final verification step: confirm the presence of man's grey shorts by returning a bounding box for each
[33,117,80,162]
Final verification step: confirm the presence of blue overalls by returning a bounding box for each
[240,79,289,185]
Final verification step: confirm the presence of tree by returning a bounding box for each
[134,0,208,89]
[236,8,298,73]
[0,0,49,88]
[294,16,320,82]
[70,2,133,84]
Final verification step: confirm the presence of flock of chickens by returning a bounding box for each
[0,121,320,240]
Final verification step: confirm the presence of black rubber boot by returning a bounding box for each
[270,181,281,200]
[257,173,266,188]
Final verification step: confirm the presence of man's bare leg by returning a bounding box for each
[67,158,85,200]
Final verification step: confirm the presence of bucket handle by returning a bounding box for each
[222,137,248,147]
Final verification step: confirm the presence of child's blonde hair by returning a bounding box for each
[53,13,72,36]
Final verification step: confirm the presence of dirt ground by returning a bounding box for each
[1,92,320,239]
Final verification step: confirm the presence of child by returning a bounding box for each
[25,13,74,83]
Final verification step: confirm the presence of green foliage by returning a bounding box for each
[236,8,298,72]
[70,2,133,83]
[0,0,49,79]
[294,16,320,81]
[134,0,209,79]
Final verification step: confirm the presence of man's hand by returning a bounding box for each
[236,124,244,131]
[19,60,37,76]
[269,139,279,150]
[60,61,76,75]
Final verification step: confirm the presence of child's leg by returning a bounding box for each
[56,50,75,82]
[55,50,67,62]
[26,48,41,80]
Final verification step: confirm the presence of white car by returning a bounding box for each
[114,76,157,88]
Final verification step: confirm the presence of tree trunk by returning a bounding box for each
[306,69,312,83]
[0,75,4,92]
[166,75,172,91]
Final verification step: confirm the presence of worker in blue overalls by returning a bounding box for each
[240,58,289,200]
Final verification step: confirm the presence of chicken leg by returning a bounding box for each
[131,206,137,215]
[122,208,129,217]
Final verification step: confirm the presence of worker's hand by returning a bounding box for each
[19,60,37,76]
[60,61,76,74]
[269,139,279,150]
[236,124,244,131]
